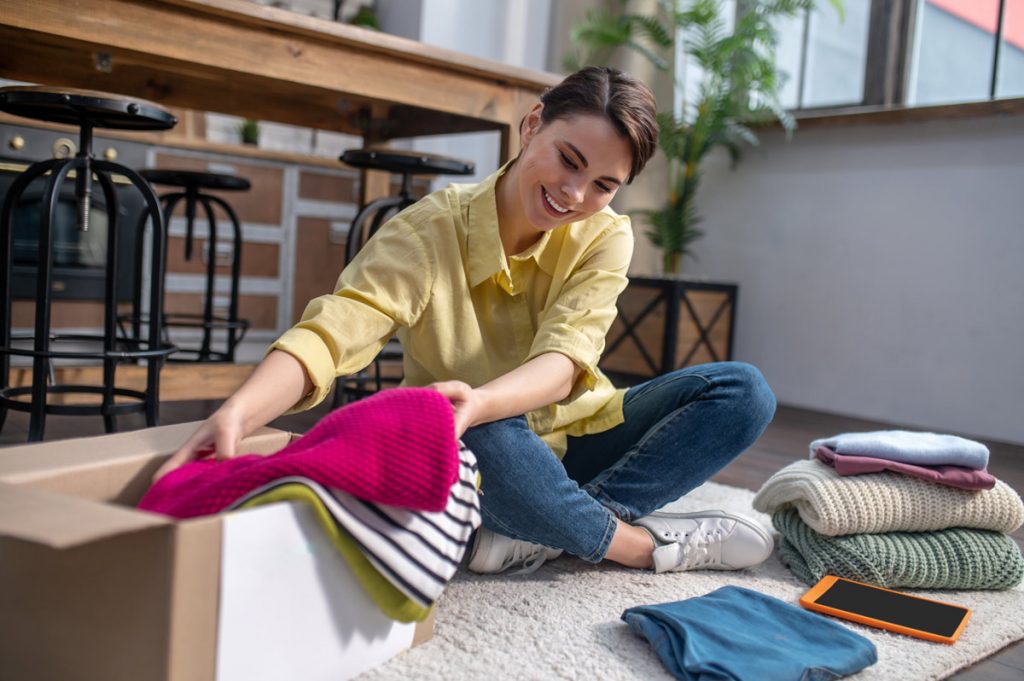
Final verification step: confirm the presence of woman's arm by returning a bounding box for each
[430,351,582,437]
[152,208,437,481]
[153,349,313,480]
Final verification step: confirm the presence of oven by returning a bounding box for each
[1,122,151,302]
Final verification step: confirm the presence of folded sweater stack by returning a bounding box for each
[752,431,1024,590]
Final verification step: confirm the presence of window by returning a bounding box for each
[996,0,1024,97]
[909,0,1000,104]
[778,0,872,109]
[775,0,1024,111]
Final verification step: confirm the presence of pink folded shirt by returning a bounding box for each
[138,387,460,518]
[814,446,996,490]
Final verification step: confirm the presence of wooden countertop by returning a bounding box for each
[1,0,562,160]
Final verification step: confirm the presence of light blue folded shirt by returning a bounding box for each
[622,586,877,681]
[809,430,989,470]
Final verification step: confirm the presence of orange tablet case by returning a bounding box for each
[799,575,971,644]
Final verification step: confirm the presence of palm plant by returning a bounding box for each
[568,0,841,274]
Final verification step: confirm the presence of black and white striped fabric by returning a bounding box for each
[229,442,481,608]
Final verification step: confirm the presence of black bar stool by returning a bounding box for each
[133,169,251,363]
[332,148,474,407]
[0,86,178,441]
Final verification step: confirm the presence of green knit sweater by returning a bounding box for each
[774,508,1024,590]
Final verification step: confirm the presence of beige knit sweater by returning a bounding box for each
[752,459,1024,536]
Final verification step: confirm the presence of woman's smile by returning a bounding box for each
[541,186,571,217]
[504,112,632,243]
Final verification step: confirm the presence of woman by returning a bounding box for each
[157,66,777,574]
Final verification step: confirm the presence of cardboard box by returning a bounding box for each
[0,423,432,681]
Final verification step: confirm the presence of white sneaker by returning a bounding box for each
[466,527,563,575]
[634,510,774,573]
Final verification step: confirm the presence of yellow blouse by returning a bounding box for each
[271,164,633,456]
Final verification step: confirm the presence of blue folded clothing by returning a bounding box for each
[808,430,989,469]
[622,586,876,681]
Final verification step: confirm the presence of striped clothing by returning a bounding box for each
[230,442,481,609]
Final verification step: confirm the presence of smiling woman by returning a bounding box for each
[159,66,777,581]
[495,98,634,254]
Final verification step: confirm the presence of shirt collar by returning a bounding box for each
[465,161,562,288]
[465,164,506,288]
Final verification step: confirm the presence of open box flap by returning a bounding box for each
[0,481,171,548]
[0,423,296,547]
[0,424,295,487]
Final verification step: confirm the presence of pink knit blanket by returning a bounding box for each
[138,388,459,517]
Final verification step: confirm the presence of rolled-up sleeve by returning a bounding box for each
[527,217,633,400]
[270,216,433,411]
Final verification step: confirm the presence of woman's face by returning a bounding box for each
[512,107,634,233]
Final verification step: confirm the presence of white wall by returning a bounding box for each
[377,0,553,184]
[682,114,1024,445]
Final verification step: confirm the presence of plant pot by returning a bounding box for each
[600,275,737,385]
[239,120,260,146]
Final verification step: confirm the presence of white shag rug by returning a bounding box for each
[361,481,1024,681]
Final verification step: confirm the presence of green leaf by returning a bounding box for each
[564,0,845,260]
[626,13,674,49]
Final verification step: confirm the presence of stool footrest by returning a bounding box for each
[3,333,177,361]
[1,385,151,414]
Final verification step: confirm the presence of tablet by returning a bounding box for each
[799,575,971,644]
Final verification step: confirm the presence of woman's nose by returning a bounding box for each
[560,180,585,206]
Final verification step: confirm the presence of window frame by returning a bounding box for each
[778,0,1024,124]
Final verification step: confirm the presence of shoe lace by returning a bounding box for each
[505,541,552,575]
[664,528,723,570]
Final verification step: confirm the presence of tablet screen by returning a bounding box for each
[815,579,968,637]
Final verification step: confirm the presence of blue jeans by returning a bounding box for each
[460,361,776,562]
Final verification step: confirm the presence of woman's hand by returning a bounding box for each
[152,350,313,482]
[153,402,246,481]
[428,380,487,438]
[426,354,579,439]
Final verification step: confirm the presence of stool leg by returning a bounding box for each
[207,195,245,362]
[198,196,218,362]
[132,192,176,347]
[96,171,120,434]
[0,160,57,434]
[184,187,197,262]
[156,193,185,354]
[128,206,149,345]
[29,159,76,441]
[100,161,167,427]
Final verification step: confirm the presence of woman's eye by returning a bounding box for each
[559,151,577,170]
[595,182,612,193]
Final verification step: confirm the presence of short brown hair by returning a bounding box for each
[539,66,658,184]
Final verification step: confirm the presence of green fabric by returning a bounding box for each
[237,484,432,623]
[774,507,1024,590]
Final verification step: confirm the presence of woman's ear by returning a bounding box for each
[520,103,544,145]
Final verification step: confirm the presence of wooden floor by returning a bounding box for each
[2,400,1022,679]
